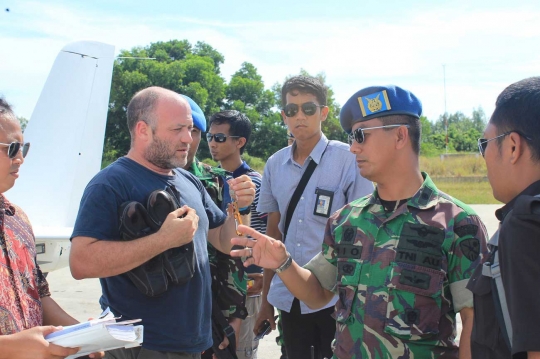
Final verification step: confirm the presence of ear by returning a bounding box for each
[320,106,329,123]
[508,132,526,165]
[134,121,152,143]
[236,137,247,150]
[281,110,287,123]
[394,125,409,150]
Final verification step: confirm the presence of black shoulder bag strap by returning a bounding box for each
[282,142,329,242]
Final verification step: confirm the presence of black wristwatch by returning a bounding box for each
[239,206,251,215]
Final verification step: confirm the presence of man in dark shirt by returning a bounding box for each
[69,87,255,358]
[468,76,540,359]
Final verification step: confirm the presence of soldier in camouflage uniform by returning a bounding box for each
[231,85,489,359]
[190,159,248,320]
[182,96,248,349]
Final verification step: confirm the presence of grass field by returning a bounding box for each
[422,154,498,204]
[431,180,500,204]
[235,152,499,204]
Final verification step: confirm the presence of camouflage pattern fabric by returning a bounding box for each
[322,173,488,359]
[188,159,248,320]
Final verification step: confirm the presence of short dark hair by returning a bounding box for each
[490,77,540,161]
[380,114,421,155]
[0,97,17,130]
[208,110,252,154]
[126,88,160,138]
[281,75,327,107]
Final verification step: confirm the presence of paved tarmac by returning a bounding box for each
[47,204,501,359]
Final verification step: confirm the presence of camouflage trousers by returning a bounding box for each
[237,295,262,359]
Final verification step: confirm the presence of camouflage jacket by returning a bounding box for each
[309,173,489,359]
[188,159,248,319]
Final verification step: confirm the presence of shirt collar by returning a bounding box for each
[282,133,329,166]
[232,161,251,178]
[495,179,540,221]
[357,172,439,210]
[0,194,16,216]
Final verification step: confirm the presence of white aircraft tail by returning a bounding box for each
[7,41,115,272]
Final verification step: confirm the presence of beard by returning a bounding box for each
[144,135,187,170]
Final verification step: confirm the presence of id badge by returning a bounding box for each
[313,188,334,217]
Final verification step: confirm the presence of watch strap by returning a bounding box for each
[274,253,293,273]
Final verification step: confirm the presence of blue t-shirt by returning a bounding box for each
[72,157,226,352]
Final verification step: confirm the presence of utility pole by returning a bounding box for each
[443,64,448,154]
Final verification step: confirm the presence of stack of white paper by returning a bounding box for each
[45,308,144,359]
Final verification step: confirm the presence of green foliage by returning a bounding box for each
[104,40,226,162]
[421,108,487,154]
[224,62,287,160]
[102,39,489,169]
[17,116,28,132]
[242,152,266,172]
[199,158,218,167]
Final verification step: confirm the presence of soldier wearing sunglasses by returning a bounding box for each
[0,98,104,358]
[206,110,268,359]
[232,85,489,359]
[254,76,373,359]
[468,77,540,359]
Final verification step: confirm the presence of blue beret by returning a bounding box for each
[181,95,206,132]
[339,85,422,134]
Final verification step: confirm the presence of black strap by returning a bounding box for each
[282,142,331,241]
[283,159,318,242]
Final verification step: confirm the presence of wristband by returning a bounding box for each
[239,206,251,215]
[274,252,293,273]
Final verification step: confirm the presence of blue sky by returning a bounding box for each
[2,0,540,123]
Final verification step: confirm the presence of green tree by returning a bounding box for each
[17,116,28,132]
[422,108,486,154]
[103,40,226,166]
[224,62,287,160]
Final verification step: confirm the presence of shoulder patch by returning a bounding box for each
[459,237,480,261]
[454,224,479,238]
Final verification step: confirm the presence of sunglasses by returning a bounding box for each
[0,141,30,159]
[348,124,409,145]
[206,133,240,143]
[283,102,325,117]
[477,130,532,157]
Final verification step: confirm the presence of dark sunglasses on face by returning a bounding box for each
[283,102,325,118]
[477,130,532,157]
[206,133,240,143]
[348,124,410,145]
[0,141,30,159]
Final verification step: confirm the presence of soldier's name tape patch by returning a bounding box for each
[335,244,363,259]
[396,249,442,270]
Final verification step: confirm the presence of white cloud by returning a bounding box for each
[2,1,540,123]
